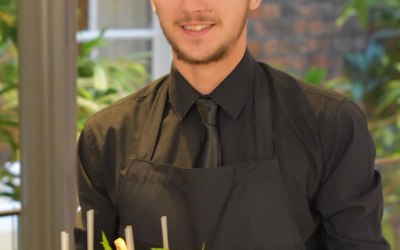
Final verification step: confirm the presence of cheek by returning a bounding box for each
[156,6,177,23]
[156,11,171,25]
[225,9,247,29]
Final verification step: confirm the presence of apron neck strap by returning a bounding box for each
[133,78,168,161]
[254,64,274,160]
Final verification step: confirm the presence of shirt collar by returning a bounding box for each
[169,49,257,121]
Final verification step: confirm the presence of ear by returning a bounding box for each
[249,0,261,11]
[150,0,157,12]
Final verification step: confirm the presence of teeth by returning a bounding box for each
[184,25,211,31]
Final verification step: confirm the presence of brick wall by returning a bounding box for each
[247,0,367,78]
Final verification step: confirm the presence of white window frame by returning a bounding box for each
[76,0,172,79]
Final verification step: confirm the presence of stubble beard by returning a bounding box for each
[173,41,227,65]
[160,14,248,65]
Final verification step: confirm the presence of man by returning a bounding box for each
[76,0,390,249]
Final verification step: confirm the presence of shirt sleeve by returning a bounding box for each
[317,99,390,249]
[75,123,119,250]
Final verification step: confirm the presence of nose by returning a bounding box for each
[180,0,209,13]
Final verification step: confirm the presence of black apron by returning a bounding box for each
[117,68,306,250]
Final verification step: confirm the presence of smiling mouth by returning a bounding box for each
[182,24,214,31]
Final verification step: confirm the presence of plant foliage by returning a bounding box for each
[335,1,400,248]
[0,0,18,201]
[101,231,113,250]
[0,0,150,201]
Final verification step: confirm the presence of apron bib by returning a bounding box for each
[116,68,306,250]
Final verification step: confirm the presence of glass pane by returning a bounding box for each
[0,197,20,250]
[98,0,152,29]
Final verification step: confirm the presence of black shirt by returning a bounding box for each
[76,51,389,249]
[156,51,257,167]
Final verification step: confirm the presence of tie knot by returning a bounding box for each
[196,98,218,125]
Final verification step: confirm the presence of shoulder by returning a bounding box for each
[258,64,372,170]
[258,63,369,146]
[83,74,169,132]
[262,63,346,104]
[259,63,350,120]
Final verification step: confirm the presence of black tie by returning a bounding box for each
[196,98,220,168]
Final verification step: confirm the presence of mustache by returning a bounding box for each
[174,14,218,24]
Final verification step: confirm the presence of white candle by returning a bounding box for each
[61,231,69,250]
[125,225,135,250]
[161,216,169,249]
[87,210,94,250]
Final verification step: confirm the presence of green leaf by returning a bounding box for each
[0,127,18,155]
[0,0,12,6]
[354,0,369,29]
[303,67,327,85]
[336,6,357,27]
[9,25,16,45]
[100,231,113,250]
[336,0,378,29]
[93,65,109,91]
[78,59,96,78]
[80,29,107,58]
[77,86,95,100]
[377,80,400,112]
[77,96,102,113]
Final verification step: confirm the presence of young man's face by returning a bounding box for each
[151,0,261,65]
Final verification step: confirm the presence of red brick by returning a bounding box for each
[253,22,266,36]
[296,4,316,17]
[288,56,308,72]
[262,3,282,20]
[308,20,325,34]
[293,20,307,34]
[247,0,366,78]
[248,41,263,56]
[249,7,262,20]
[317,39,331,51]
[311,53,329,68]
[264,56,289,69]
[264,40,279,54]
[298,39,319,54]
[263,39,290,55]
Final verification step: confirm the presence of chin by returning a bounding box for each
[175,48,227,65]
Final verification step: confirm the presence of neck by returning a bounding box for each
[173,34,247,95]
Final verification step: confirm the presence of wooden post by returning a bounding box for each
[18,0,77,249]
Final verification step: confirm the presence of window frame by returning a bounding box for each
[76,0,172,79]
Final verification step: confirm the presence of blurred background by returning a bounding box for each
[0,0,399,249]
